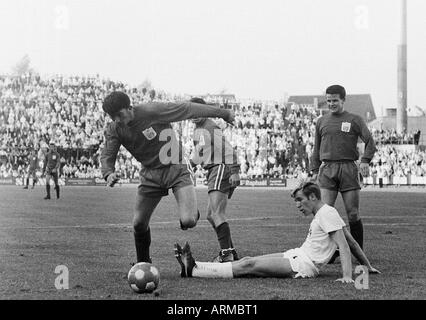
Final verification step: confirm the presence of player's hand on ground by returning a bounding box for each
[359,163,370,177]
[229,173,240,187]
[335,277,354,284]
[106,172,120,187]
[368,267,381,274]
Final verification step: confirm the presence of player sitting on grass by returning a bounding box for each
[175,182,380,283]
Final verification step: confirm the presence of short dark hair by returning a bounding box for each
[190,97,206,104]
[291,181,321,200]
[326,85,346,100]
[102,92,131,117]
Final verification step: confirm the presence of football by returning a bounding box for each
[127,262,160,293]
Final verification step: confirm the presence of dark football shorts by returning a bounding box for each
[138,162,194,198]
[28,169,37,177]
[46,171,59,185]
[318,161,361,192]
[206,164,236,199]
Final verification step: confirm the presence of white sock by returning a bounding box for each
[192,261,234,278]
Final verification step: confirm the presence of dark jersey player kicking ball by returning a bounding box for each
[100,92,235,264]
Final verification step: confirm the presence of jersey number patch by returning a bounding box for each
[341,122,351,133]
[142,127,157,140]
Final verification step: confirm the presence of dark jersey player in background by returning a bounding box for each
[310,85,376,258]
[100,91,235,264]
[190,97,241,262]
[23,149,39,189]
[42,142,61,199]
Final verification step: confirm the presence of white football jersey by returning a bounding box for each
[299,204,346,267]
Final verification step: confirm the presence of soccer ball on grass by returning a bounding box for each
[127,262,160,293]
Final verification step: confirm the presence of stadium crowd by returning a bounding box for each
[1,72,425,184]
[369,145,426,182]
[369,127,421,145]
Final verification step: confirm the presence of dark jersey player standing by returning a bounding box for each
[100,91,235,264]
[23,149,39,189]
[42,142,61,199]
[310,85,376,254]
[190,97,241,262]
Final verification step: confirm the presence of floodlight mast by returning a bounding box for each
[396,0,407,134]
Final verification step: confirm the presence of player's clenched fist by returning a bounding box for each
[229,173,240,188]
[226,110,236,126]
[359,162,370,178]
[106,172,120,187]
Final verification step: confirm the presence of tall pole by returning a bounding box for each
[397,0,407,133]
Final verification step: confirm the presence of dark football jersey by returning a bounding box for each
[43,151,60,172]
[28,155,38,170]
[100,102,231,179]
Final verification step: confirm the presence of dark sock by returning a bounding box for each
[26,178,29,187]
[349,219,364,249]
[46,185,51,197]
[55,186,60,198]
[215,222,233,250]
[134,228,151,263]
[230,239,239,260]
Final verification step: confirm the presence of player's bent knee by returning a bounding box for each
[133,219,150,233]
[208,212,225,227]
[206,214,215,225]
[240,258,256,272]
[180,216,197,229]
[347,210,360,223]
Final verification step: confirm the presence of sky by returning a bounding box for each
[0,0,425,115]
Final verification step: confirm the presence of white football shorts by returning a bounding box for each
[283,248,319,278]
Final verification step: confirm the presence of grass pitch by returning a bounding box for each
[0,185,425,300]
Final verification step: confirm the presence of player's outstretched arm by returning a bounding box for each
[330,229,354,283]
[343,227,381,274]
[141,102,234,125]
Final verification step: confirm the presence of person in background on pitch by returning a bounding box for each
[23,149,39,189]
[100,91,235,265]
[42,142,61,199]
[310,85,377,262]
[175,182,380,281]
[189,97,241,263]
